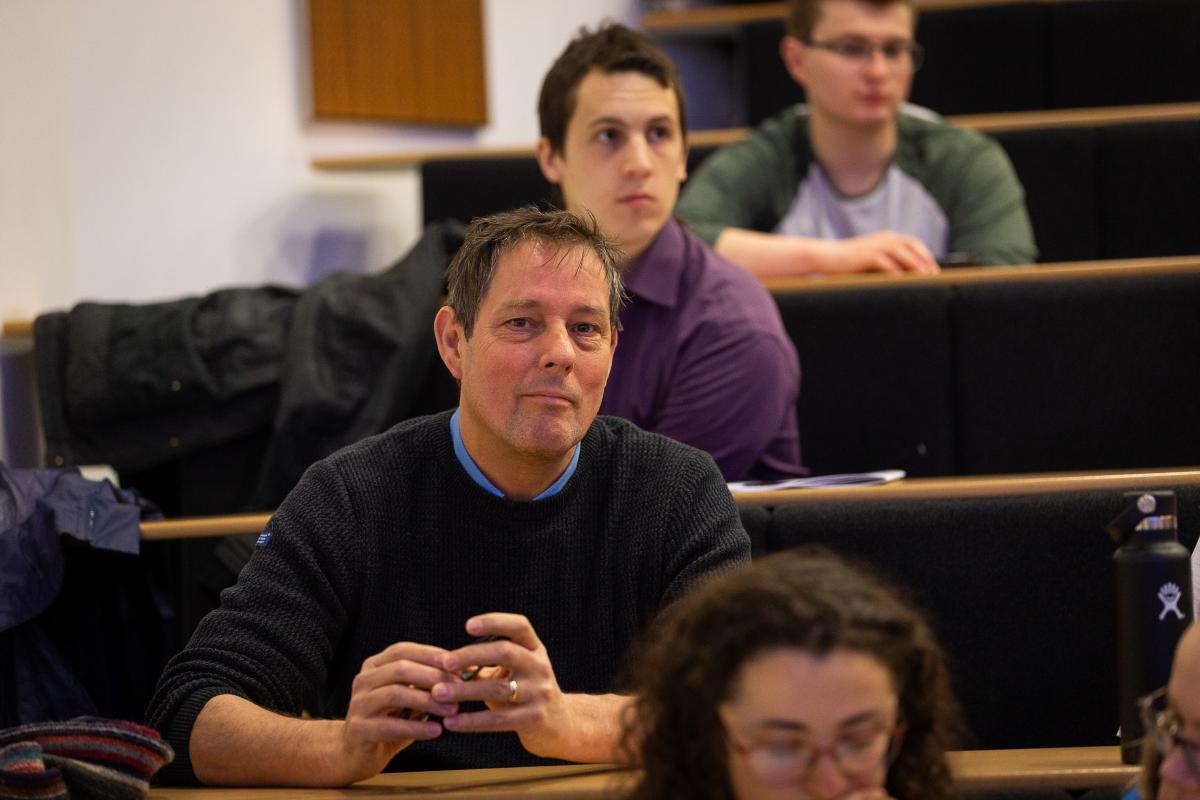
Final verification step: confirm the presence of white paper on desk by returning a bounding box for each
[728,470,906,493]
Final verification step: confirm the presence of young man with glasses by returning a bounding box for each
[676,0,1037,276]
[1136,622,1200,800]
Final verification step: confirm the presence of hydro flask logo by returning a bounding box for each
[1158,582,1185,621]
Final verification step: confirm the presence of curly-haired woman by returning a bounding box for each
[623,546,961,800]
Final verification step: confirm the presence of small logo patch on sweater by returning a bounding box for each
[256,529,272,548]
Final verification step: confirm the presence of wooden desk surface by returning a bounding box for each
[760,254,1200,294]
[136,467,1200,539]
[641,0,1107,33]
[734,466,1200,507]
[1,318,33,337]
[309,102,1200,170]
[145,747,1136,798]
[946,746,1137,791]
[6,256,1200,342]
[146,764,631,799]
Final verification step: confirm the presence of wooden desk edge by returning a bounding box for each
[140,513,272,541]
[9,257,1200,345]
[138,469,1200,538]
[145,748,1136,797]
[761,254,1200,293]
[947,747,1137,791]
[642,0,1066,32]
[310,102,1200,171]
[735,468,1200,507]
[2,319,33,337]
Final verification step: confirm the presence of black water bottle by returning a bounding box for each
[1107,490,1194,764]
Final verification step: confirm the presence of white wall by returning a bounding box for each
[0,0,636,315]
[0,0,635,464]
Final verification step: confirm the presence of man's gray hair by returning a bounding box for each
[446,206,626,338]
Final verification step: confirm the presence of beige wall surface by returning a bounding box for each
[0,0,636,463]
[0,0,636,317]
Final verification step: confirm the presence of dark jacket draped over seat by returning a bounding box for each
[33,221,462,510]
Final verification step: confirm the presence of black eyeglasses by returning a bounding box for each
[804,38,925,71]
[1138,687,1200,779]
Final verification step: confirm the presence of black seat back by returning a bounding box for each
[763,485,1200,749]
[773,285,956,477]
[952,271,1200,474]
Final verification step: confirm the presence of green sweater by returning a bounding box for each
[677,105,1037,266]
[146,410,750,781]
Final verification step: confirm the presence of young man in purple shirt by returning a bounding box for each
[535,24,804,481]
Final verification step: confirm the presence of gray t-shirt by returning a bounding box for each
[678,104,1037,266]
[776,159,951,260]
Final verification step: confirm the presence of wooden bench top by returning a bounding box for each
[133,467,1200,540]
[143,746,1136,798]
[309,102,1200,171]
[759,254,1200,294]
[6,255,1200,339]
[642,0,1073,33]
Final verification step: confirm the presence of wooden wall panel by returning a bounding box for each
[309,0,487,126]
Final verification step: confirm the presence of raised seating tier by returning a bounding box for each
[412,111,1200,265]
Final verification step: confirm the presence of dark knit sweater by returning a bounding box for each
[146,410,749,783]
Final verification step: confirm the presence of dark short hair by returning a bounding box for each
[538,22,687,156]
[623,546,961,800]
[788,0,917,40]
[446,206,626,338]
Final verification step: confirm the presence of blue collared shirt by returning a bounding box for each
[449,408,579,500]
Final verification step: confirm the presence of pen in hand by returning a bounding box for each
[402,635,502,721]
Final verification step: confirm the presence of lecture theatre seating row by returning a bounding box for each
[736,476,1200,751]
[420,116,1200,265]
[401,258,1200,483]
[771,261,1200,480]
[739,0,1200,122]
[41,471,1198,753]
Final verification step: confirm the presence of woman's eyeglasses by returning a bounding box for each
[727,721,905,786]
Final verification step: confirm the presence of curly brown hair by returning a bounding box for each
[622,545,961,800]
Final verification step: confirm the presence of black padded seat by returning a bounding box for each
[772,284,956,477]
[1098,120,1200,259]
[952,271,1200,475]
[420,146,720,231]
[992,126,1101,263]
[738,505,772,558]
[421,157,551,226]
[763,486,1200,749]
[908,2,1049,116]
[1050,0,1200,109]
[741,20,803,128]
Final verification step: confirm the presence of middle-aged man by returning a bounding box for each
[676,0,1037,277]
[535,23,804,482]
[145,208,750,786]
[1136,622,1200,800]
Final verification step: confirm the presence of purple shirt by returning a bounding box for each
[600,218,804,480]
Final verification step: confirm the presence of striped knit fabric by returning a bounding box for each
[0,718,172,800]
[0,742,67,800]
